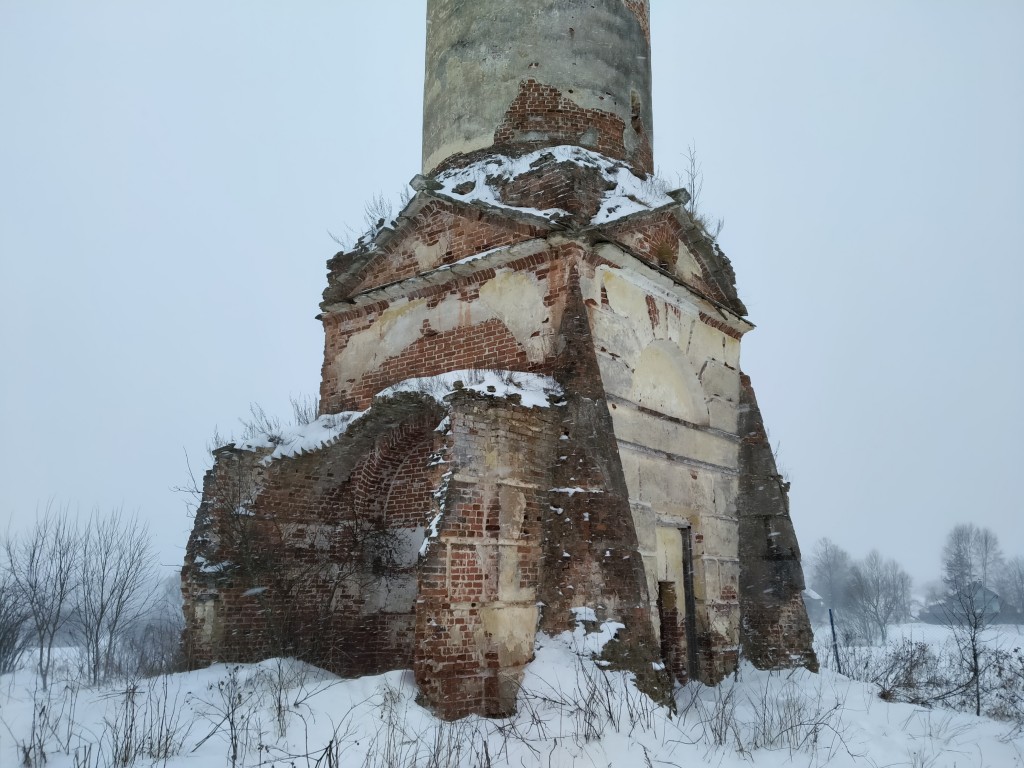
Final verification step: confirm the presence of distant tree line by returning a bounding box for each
[806,541,912,644]
[806,523,1024,723]
[808,524,1023,636]
[0,504,183,688]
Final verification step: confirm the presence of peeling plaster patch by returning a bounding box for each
[631,341,710,426]
[480,605,538,668]
[413,238,450,272]
[332,297,432,386]
[332,269,553,387]
[597,265,700,323]
[478,271,552,360]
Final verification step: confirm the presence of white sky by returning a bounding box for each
[1,1,1021,588]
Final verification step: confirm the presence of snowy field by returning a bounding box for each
[1,623,1022,767]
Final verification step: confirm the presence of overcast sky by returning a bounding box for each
[1,1,1021,589]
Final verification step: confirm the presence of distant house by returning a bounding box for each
[802,588,828,625]
[918,582,1019,625]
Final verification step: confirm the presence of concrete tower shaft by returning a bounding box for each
[422,0,653,176]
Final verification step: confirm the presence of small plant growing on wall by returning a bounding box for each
[682,143,724,240]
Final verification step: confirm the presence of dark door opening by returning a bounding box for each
[681,526,699,681]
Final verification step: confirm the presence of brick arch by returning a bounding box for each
[323,407,447,676]
[350,412,442,530]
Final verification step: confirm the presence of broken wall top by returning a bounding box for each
[322,148,746,318]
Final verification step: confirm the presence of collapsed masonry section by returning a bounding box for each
[181,393,450,676]
[182,376,659,720]
[182,150,816,718]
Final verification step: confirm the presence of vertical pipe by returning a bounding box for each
[829,608,843,675]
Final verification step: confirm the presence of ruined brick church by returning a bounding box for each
[182,0,816,719]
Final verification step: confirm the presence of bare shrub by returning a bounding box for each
[940,524,1004,716]
[0,567,31,674]
[677,670,853,761]
[746,677,847,754]
[239,402,283,444]
[680,143,724,239]
[103,680,144,767]
[683,681,741,749]
[4,679,82,766]
[808,538,852,612]
[357,680,492,768]
[76,510,155,685]
[873,640,946,705]
[290,394,320,425]
[260,657,341,740]
[845,551,912,644]
[114,575,185,678]
[13,690,49,766]
[91,675,193,768]
[4,505,79,690]
[140,675,194,763]
[190,665,266,768]
[363,192,394,233]
[815,628,950,706]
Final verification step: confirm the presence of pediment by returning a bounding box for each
[322,191,555,308]
[592,206,747,317]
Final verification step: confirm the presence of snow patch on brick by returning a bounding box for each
[435,146,673,224]
[236,412,362,463]
[379,369,564,409]
[233,371,562,465]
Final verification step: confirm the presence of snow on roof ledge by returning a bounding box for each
[235,412,363,464]
[377,370,564,409]
[434,146,676,225]
[229,371,564,465]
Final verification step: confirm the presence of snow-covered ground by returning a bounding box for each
[2,622,1022,767]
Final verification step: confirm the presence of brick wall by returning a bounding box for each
[182,397,448,676]
[741,592,816,671]
[736,373,818,672]
[490,79,653,176]
[415,393,560,719]
[348,202,543,295]
[601,210,743,312]
[621,0,650,42]
[183,211,812,718]
[320,250,574,412]
[657,581,687,683]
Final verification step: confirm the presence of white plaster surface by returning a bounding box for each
[332,270,556,396]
